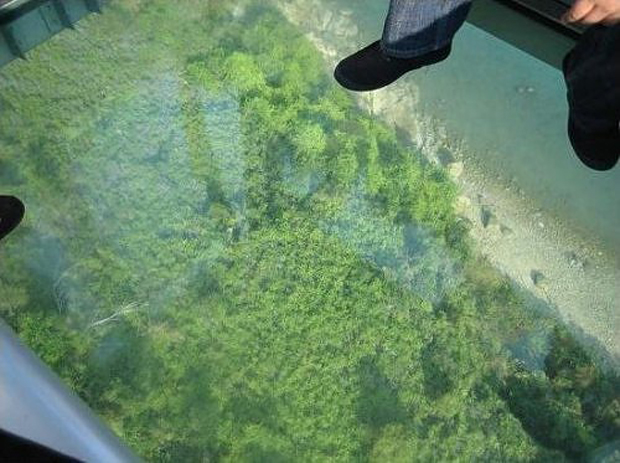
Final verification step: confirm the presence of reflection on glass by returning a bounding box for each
[0,1,618,461]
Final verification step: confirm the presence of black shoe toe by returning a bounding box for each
[568,117,620,171]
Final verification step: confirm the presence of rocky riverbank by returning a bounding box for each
[274,0,620,369]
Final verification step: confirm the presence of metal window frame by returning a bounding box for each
[503,0,582,36]
[468,0,582,69]
[0,0,105,67]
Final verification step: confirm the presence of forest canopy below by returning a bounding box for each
[0,0,618,461]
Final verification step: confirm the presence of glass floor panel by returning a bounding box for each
[0,0,618,461]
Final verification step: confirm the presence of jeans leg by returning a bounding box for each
[564,24,620,134]
[382,0,473,58]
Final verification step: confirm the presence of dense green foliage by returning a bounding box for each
[0,1,618,461]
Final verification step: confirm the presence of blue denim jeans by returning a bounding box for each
[382,0,619,136]
[381,0,472,58]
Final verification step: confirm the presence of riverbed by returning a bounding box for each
[276,0,620,368]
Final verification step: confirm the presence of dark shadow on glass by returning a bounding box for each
[0,427,81,462]
[0,195,24,243]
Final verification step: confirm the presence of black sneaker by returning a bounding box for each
[334,40,452,92]
[562,27,620,171]
[0,196,25,242]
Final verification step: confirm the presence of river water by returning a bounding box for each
[412,25,620,263]
[328,0,620,263]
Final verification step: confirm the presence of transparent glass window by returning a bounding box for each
[0,0,618,461]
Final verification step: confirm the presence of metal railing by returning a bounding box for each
[0,321,140,462]
[0,0,105,67]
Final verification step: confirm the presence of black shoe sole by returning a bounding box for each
[334,66,380,92]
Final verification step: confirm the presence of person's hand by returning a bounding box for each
[562,0,620,25]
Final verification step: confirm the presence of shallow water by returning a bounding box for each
[333,0,620,262]
[413,25,620,261]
